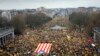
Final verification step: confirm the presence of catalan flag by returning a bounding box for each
[34,43,52,54]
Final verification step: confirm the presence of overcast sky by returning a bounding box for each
[0,0,100,9]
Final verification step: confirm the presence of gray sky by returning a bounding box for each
[0,0,100,9]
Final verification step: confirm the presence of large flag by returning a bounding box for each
[34,43,52,54]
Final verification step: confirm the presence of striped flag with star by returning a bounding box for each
[34,43,52,54]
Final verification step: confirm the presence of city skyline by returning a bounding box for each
[0,0,100,10]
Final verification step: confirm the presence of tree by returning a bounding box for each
[26,13,52,28]
[90,12,100,27]
[0,16,9,28]
[11,14,26,34]
[69,12,89,31]
[85,12,100,36]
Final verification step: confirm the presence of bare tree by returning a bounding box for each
[11,14,26,34]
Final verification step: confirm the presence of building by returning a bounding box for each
[1,11,12,21]
[50,25,66,30]
[93,27,100,45]
[0,28,14,46]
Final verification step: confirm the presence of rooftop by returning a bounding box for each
[0,28,9,33]
[0,27,14,35]
[94,27,100,34]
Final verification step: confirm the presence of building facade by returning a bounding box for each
[0,28,14,47]
[93,27,100,45]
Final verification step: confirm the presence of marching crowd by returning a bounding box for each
[0,27,100,56]
[22,27,100,56]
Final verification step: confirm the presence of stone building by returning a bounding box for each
[93,27,100,45]
[0,28,14,46]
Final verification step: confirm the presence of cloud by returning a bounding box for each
[0,0,99,9]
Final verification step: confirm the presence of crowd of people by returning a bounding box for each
[0,26,100,56]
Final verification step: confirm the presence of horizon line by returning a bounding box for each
[0,6,100,10]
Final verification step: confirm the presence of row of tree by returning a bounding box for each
[0,16,10,27]
[26,13,52,28]
[69,12,100,36]
[0,13,52,35]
